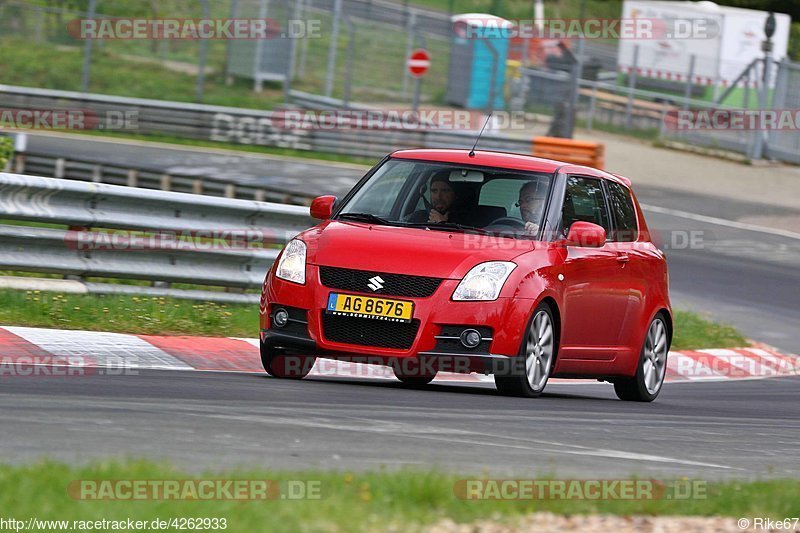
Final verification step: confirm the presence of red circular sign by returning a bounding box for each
[407,49,431,78]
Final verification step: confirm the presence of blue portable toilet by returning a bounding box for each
[446,14,512,110]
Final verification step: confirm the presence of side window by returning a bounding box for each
[606,181,638,242]
[561,176,611,236]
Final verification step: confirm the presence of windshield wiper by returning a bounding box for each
[336,212,392,225]
[402,221,494,235]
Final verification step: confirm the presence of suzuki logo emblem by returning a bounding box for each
[367,276,384,291]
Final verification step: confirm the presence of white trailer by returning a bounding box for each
[617,1,791,99]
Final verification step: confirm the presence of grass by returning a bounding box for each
[0,290,254,337]
[0,37,283,109]
[0,460,797,532]
[670,310,747,351]
[0,287,748,349]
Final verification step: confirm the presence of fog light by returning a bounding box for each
[460,329,482,349]
[273,308,289,328]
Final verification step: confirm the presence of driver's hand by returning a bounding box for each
[428,210,449,223]
[525,221,539,234]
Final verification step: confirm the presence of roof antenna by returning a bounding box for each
[468,112,492,158]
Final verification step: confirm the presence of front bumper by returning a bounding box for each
[260,265,535,367]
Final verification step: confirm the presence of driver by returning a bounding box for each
[517,181,548,235]
[407,172,462,224]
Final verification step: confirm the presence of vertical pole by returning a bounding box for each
[224,0,240,81]
[625,45,639,130]
[565,0,586,137]
[753,54,773,159]
[195,0,210,102]
[253,0,270,92]
[411,32,425,115]
[80,0,97,92]
[412,77,422,114]
[402,10,417,98]
[284,0,301,104]
[343,18,355,108]
[324,0,343,98]
[683,54,695,111]
[587,84,597,131]
[743,68,750,108]
[298,0,309,77]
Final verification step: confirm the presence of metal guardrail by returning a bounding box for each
[0,172,315,302]
[0,84,535,159]
[14,152,317,206]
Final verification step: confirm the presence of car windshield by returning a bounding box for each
[337,158,553,238]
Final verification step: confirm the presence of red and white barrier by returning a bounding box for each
[0,326,796,384]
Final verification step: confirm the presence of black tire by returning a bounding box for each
[495,302,557,398]
[614,314,670,402]
[260,342,315,379]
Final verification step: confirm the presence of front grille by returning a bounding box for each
[319,266,442,298]
[322,313,420,349]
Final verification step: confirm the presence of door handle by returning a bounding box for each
[616,253,630,264]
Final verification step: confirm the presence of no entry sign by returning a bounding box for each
[407,49,431,78]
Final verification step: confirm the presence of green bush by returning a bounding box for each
[790,22,800,61]
[0,136,14,170]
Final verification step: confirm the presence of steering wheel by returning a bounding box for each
[488,216,526,228]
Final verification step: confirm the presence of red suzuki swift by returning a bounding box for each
[260,149,672,401]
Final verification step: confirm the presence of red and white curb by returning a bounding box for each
[0,326,797,384]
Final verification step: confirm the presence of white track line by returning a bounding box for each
[640,203,800,241]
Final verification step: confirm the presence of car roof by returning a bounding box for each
[390,149,632,188]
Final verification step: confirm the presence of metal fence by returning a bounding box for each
[0,85,535,160]
[0,172,314,303]
[0,0,620,108]
[517,53,800,164]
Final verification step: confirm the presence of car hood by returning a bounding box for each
[301,220,533,279]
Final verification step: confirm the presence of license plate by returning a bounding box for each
[326,293,414,322]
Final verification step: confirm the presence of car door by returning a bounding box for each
[604,179,647,349]
[558,175,631,360]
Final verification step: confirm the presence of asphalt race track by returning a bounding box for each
[25,133,800,352]
[1,369,798,478]
[2,134,799,481]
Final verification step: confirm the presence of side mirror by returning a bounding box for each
[310,195,337,220]
[565,221,606,247]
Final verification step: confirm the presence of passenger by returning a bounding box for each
[517,181,548,235]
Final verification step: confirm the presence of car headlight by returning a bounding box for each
[452,261,516,301]
[276,239,307,284]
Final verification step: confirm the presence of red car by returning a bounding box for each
[260,149,672,401]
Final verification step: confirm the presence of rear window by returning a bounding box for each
[606,181,638,242]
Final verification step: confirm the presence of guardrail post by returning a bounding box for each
[126,169,138,187]
[658,103,668,139]
[224,184,236,198]
[91,164,103,182]
[160,174,172,191]
[254,190,266,202]
[55,158,66,179]
[625,45,639,130]
[193,180,204,195]
[14,154,25,174]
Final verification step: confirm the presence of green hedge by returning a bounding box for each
[0,136,14,170]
